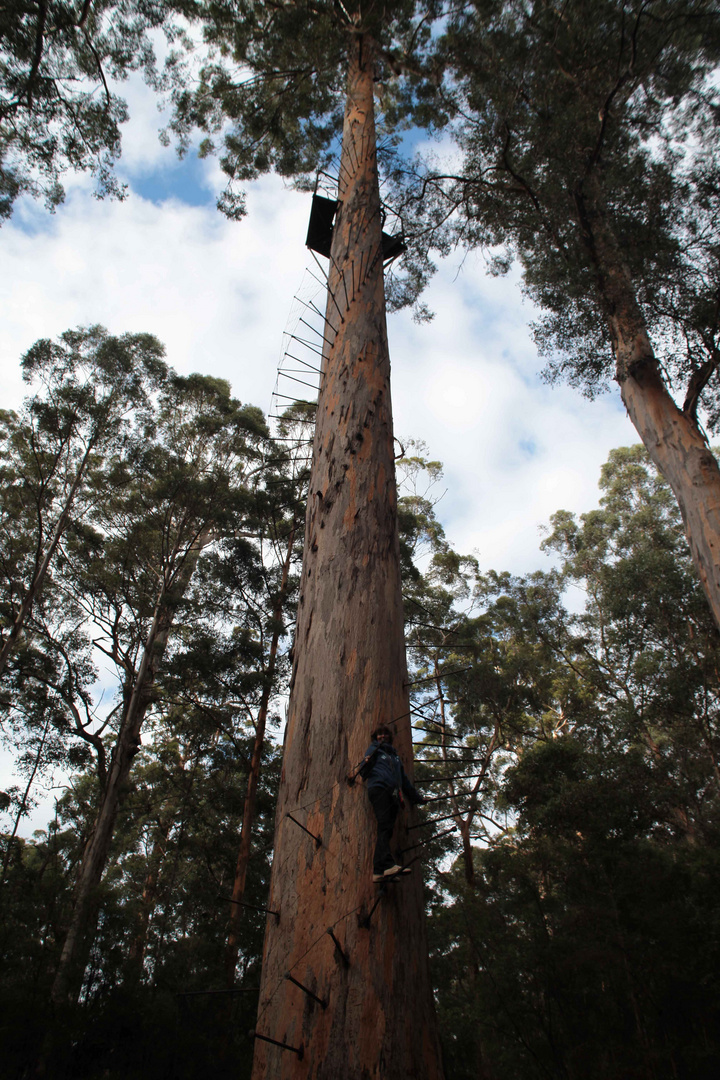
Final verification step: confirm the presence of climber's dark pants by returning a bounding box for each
[368,786,399,873]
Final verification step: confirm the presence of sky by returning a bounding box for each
[0,65,638,834]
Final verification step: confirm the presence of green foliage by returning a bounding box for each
[419,1,720,419]
[170,0,446,193]
[418,446,720,1079]
[0,0,190,219]
[0,325,168,651]
[166,0,449,311]
[0,333,311,1077]
[5,322,720,1075]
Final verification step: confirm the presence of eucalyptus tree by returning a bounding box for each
[404,547,577,884]
[170,4,448,1075]
[0,607,101,881]
[0,326,167,679]
[424,0,720,629]
[0,0,188,219]
[422,448,720,1080]
[51,372,267,1005]
[223,405,309,989]
[394,445,554,881]
[99,689,281,999]
[542,445,720,822]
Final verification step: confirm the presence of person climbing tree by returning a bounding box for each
[356,725,424,882]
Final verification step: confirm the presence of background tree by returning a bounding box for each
[0,337,312,1077]
[0,326,167,677]
[223,405,309,989]
[49,370,268,1004]
[425,446,720,1080]
[408,0,720,629]
[397,446,567,885]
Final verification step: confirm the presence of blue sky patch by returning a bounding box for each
[128,152,214,208]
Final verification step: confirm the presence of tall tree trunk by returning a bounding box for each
[251,35,443,1080]
[225,523,297,987]
[580,180,720,632]
[50,531,210,1005]
[0,435,97,678]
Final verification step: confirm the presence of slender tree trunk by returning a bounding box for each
[146,751,200,987]
[50,531,209,1004]
[0,435,97,678]
[251,35,443,1080]
[1,712,51,881]
[225,523,297,987]
[580,181,720,632]
[433,661,475,885]
[126,817,171,978]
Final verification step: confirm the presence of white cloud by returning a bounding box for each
[0,87,642,836]
[2,168,637,573]
[388,255,637,573]
[1,178,310,410]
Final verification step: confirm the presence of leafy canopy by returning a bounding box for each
[416,1,720,416]
[0,0,190,220]
[168,0,448,219]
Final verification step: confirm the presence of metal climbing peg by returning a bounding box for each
[285,972,328,1009]
[286,813,322,848]
[251,1031,304,1059]
[327,927,350,967]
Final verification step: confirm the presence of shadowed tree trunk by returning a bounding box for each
[127,816,172,978]
[251,34,443,1080]
[51,529,211,1005]
[1,712,52,881]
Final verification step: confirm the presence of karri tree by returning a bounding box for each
[225,408,308,990]
[172,2,447,1076]
[0,327,167,679]
[50,371,267,1004]
[417,0,720,628]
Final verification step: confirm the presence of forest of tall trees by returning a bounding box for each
[2,1,720,1078]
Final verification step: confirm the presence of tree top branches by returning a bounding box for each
[431,0,720,410]
[167,0,449,220]
[0,0,193,221]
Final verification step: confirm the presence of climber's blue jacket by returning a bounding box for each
[360,741,422,803]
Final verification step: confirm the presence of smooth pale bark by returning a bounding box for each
[225,523,297,988]
[581,184,720,633]
[51,529,210,1004]
[251,36,443,1080]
